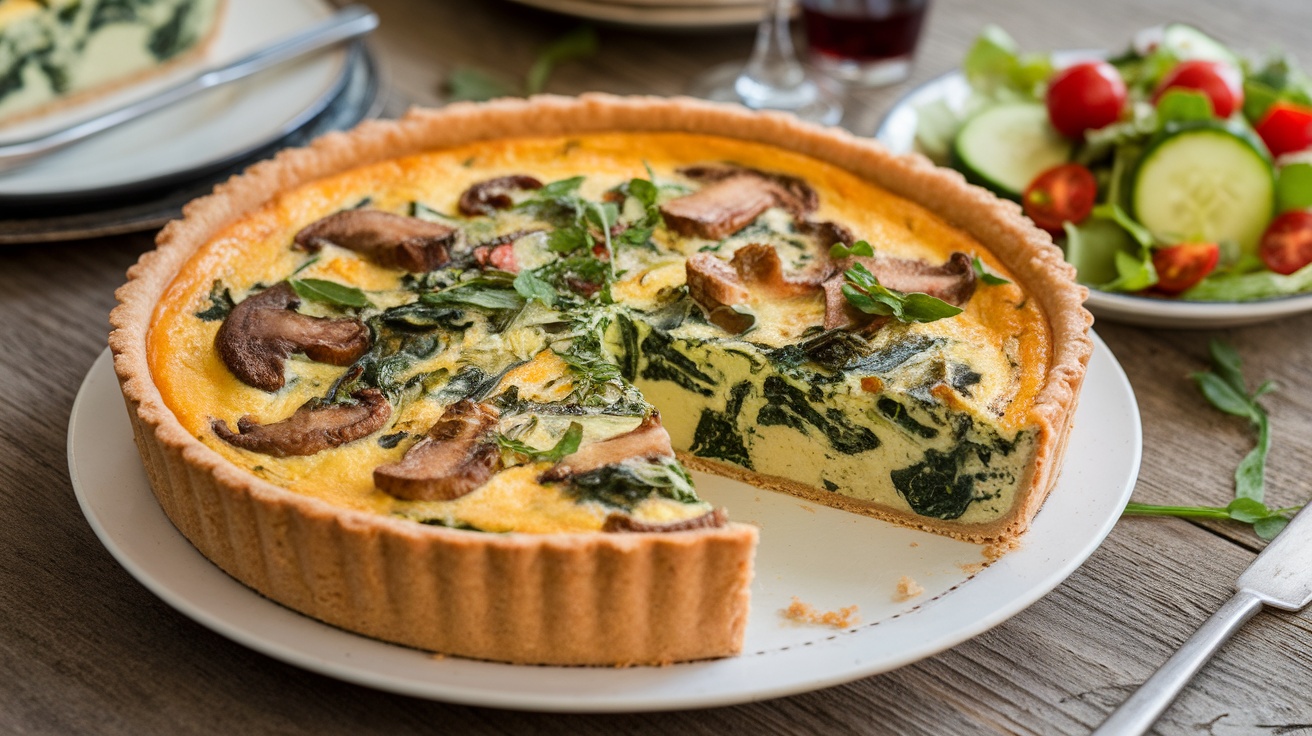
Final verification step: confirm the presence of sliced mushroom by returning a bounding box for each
[215,282,371,392]
[602,508,729,533]
[539,413,674,483]
[823,251,977,330]
[730,243,828,298]
[294,210,459,272]
[797,219,855,249]
[211,388,390,457]
[661,175,781,240]
[458,175,544,216]
[374,399,501,501]
[678,164,818,217]
[684,253,757,332]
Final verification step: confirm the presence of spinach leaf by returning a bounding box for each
[289,278,372,309]
[195,280,235,321]
[497,422,584,463]
[972,256,1011,286]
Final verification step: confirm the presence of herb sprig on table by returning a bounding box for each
[1122,340,1302,540]
[446,26,599,102]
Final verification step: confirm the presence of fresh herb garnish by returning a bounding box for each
[496,422,584,463]
[421,275,525,311]
[841,263,963,323]
[829,240,875,258]
[512,269,558,307]
[195,280,235,321]
[289,278,372,309]
[445,27,599,102]
[1123,340,1298,540]
[972,255,1011,286]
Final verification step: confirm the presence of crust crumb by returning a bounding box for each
[782,596,859,628]
[797,504,815,513]
[959,561,986,574]
[429,653,446,661]
[893,575,924,602]
[983,538,1020,561]
[909,541,919,548]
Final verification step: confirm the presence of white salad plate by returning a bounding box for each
[873,62,1312,329]
[0,0,349,203]
[68,334,1139,712]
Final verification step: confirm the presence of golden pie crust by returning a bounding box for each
[110,94,1092,666]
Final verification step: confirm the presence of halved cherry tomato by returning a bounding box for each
[1151,242,1220,294]
[1022,163,1098,233]
[1255,102,1312,158]
[1045,61,1128,138]
[1153,60,1243,119]
[1259,210,1312,275]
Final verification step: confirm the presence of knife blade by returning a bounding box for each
[1238,505,1312,609]
[1094,502,1312,735]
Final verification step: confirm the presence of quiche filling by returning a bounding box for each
[149,133,1052,536]
[0,0,222,122]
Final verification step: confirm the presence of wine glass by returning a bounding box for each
[686,0,842,125]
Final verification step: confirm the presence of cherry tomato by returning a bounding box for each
[1258,210,1312,275]
[1255,102,1312,158]
[1045,61,1128,138]
[1022,163,1098,233]
[1151,242,1221,294]
[1153,60,1243,119]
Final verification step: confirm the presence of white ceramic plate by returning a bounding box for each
[68,335,1139,712]
[872,62,1312,329]
[505,0,766,30]
[0,0,348,202]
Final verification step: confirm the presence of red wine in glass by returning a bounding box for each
[801,0,929,86]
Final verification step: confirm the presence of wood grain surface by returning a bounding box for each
[3,0,1312,734]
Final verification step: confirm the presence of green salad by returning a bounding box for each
[916,24,1312,301]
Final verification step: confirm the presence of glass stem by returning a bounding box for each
[738,0,807,104]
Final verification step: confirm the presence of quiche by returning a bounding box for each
[0,0,224,125]
[110,95,1092,666]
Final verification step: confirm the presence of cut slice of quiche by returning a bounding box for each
[112,95,1091,665]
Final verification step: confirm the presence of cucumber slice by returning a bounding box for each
[1161,24,1241,66]
[1131,121,1275,255]
[951,103,1072,200]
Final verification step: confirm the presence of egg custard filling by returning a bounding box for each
[149,132,1053,539]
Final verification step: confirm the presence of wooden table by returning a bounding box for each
[4,0,1311,733]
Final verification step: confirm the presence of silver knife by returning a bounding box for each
[1094,503,1312,735]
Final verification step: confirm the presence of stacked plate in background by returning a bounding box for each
[0,0,383,244]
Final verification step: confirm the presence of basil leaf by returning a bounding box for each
[548,225,591,254]
[513,269,558,307]
[1255,515,1291,540]
[525,26,598,94]
[1226,497,1271,524]
[1207,339,1247,397]
[422,281,525,310]
[829,240,875,258]
[1191,371,1258,420]
[840,264,962,323]
[972,255,1011,285]
[498,422,584,463]
[446,66,517,102]
[536,175,586,199]
[627,177,658,207]
[288,278,372,308]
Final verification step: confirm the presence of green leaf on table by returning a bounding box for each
[1225,497,1270,524]
[446,66,518,102]
[1255,515,1291,540]
[971,255,1011,285]
[1276,161,1312,212]
[289,278,372,309]
[840,263,963,323]
[1155,88,1214,126]
[526,26,599,94]
[829,240,875,259]
[1190,371,1257,420]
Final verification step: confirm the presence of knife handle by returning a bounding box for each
[1092,590,1264,736]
